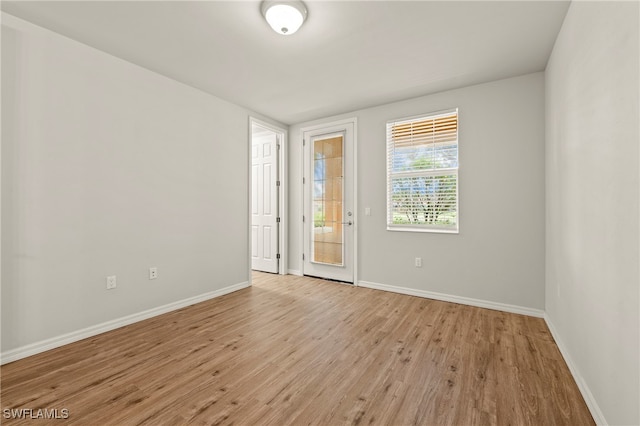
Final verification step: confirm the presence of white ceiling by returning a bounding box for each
[1,1,570,125]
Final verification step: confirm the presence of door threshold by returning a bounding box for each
[304,274,353,285]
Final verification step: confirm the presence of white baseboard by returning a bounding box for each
[0,281,250,365]
[544,314,607,425]
[358,280,545,318]
[287,269,302,276]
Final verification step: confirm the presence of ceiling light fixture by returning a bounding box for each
[261,0,308,36]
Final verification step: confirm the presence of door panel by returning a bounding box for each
[251,164,259,215]
[251,226,258,258]
[303,121,354,282]
[251,131,278,273]
[263,226,272,259]
[263,163,272,215]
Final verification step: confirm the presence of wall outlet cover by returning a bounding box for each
[106,275,117,290]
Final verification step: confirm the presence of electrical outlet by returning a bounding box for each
[106,275,117,290]
[415,257,422,268]
[149,267,158,280]
[365,207,371,216]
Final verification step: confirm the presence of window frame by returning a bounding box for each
[386,108,459,234]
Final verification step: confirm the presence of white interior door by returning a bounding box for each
[251,130,279,273]
[303,121,354,283]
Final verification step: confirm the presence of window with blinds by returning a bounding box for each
[386,109,459,232]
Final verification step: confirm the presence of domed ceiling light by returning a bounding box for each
[261,0,308,35]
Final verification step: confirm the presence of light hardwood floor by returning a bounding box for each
[1,272,594,425]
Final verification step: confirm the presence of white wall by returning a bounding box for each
[1,14,282,356]
[289,73,545,311]
[545,2,639,425]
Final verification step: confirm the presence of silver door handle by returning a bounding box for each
[342,221,353,226]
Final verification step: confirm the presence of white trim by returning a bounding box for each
[299,117,358,133]
[0,281,249,365]
[299,127,304,282]
[287,269,302,276]
[353,117,359,287]
[387,226,458,234]
[544,314,607,426]
[248,120,253,284]
[358,280,544,318]
[387,108,459,126]
[249,117,288,275]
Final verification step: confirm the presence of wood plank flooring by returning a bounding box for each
[1,272,594,425]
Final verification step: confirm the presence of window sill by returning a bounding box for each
[386,226,459,234]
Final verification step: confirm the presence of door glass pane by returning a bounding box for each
[312,135,344,266]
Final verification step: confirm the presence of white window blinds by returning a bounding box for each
[386,109,459,232]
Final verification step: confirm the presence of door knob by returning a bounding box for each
[342,221,353,226]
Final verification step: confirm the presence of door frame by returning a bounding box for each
[249,117,288,282]
[300,117,358,286]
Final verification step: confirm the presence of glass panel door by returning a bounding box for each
[302,119,354,283]
[312,135,344,265]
